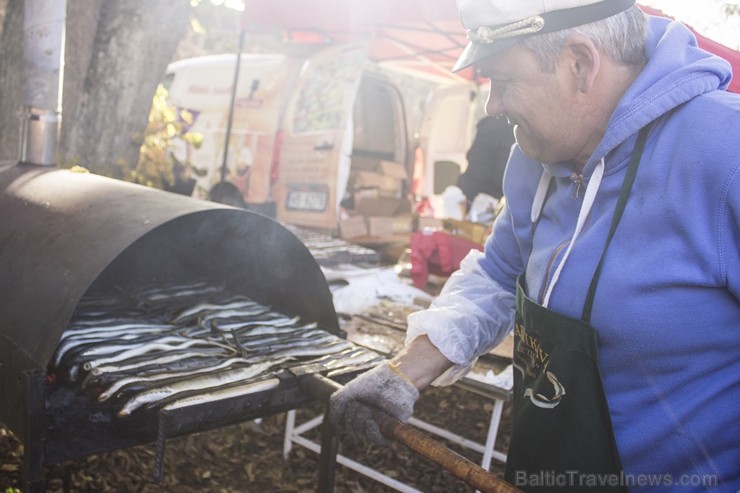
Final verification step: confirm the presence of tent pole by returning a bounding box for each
[220,28,246,183]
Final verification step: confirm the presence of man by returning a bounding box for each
[457,115,515,205]
[329,0,740,491]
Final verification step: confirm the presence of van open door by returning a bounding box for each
[275,44,367,230]
[414,81,480,217]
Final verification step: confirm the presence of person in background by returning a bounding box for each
[209,181,248,209]
[457,115,515,207]
[163,159,196,196]
[329,0,739,491]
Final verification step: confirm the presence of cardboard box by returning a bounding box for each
[351,170,403,192]
[391,213,416,234]
[377,160,408,180]
[350,155,381,172]
[376,188,402,199]
[366,216,395,237]
[417,216,444,231]
[354,196,412,217]
[395,197,413,214]
[443,218,492,245]
[366,214,416,237]
[350,156,408,180]
[339,215,368,239]
[353,188,379,201]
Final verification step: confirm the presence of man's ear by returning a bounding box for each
[564,34,600,93]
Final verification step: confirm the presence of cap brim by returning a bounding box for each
[452,37,519,72]
[453,0,637,73]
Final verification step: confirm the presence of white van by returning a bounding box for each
[164,44,482,231]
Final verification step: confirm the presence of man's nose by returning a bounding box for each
[485,87,504,117]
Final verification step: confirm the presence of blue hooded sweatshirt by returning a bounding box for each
[408,15,739,492]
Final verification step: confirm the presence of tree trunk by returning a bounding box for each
[59,0,103,164]
[0,0,23,162]
[62,0,190,177]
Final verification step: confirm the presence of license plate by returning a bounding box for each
[286,189,328,212]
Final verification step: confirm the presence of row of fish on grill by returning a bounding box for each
[49,280,384,418]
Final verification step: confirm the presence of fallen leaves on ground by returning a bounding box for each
[1,385,510,493]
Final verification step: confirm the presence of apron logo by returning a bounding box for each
[514,322,551,374]
[523,369,566,409]
[514,323,566,409]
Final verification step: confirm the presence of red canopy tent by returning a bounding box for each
[240,0,474,82]
[639,5,740,93]
[239,1,739,92]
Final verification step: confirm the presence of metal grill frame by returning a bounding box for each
[0,166,345,492]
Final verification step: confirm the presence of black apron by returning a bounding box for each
[504,127,650,492]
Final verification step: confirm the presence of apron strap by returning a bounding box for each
[582,125,652,322]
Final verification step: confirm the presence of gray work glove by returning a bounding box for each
[328,361,420,444]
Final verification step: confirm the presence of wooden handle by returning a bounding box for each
[376,413,521,493]
[301,374,521,493]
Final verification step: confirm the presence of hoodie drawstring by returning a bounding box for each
[530,159,606,308]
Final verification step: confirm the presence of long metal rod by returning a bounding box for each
[300,374,522,493]
[22,370,46,493]
[220,28,246,183]
[316,403,339,493]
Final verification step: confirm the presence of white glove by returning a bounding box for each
[328,362,419,444]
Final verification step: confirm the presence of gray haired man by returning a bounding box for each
[330,1,740,491]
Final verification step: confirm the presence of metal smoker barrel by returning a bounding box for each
[0,164,339,489]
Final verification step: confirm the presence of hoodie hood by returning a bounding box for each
[571,15,734,177]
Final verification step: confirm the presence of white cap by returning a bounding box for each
[453,0,636,71]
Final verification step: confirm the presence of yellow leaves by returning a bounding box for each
[244,462,256,481]
[180,109,195,125]
[184,131,204,149]
[166,122,177,138]
[131,83,195,189]
[191,17,206,34]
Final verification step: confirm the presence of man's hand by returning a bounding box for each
[328,335,454,444]
[328,362,419,444]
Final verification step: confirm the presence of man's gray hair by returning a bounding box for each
[522,6,648,72]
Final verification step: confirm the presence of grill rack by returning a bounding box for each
[42,284,385,488]
[0,166,368,492]
[285,224,381,267]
